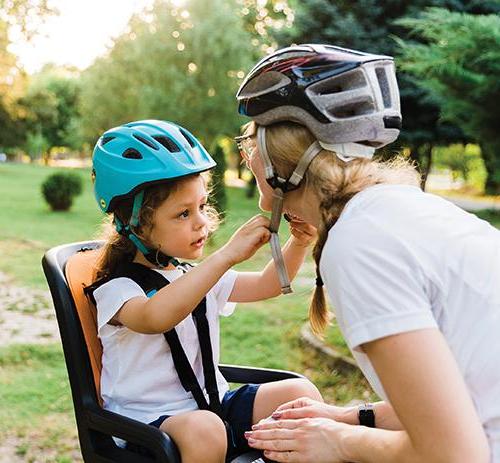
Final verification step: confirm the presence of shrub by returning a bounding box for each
[41,171,83,211]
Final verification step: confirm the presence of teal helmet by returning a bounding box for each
[92,120,216,267]
[92,119,216,213]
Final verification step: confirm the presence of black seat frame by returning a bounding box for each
[42,240,304,462]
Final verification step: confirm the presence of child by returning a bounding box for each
[89,120,322,463]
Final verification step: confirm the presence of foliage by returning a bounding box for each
[209,139,227,216]
[432,144,486,188]
[0,0,55,40]
[397,8,500,193]
[17,66,82,155]
[41,171,83,211]
[79,0,254,148]
[271,0,499,180]
[24,129,49,162]
[0,0,57,150]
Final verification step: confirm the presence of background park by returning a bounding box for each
[0,0,499,461]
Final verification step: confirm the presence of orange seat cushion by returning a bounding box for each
[65,248,103,405]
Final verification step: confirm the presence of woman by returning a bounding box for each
[236,44,499,462]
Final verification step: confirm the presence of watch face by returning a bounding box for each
[358,405,376,428]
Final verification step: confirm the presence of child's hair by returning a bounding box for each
[243,121,421,335]
[95,173,220,280]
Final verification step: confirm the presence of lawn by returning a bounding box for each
[0,162,368,461]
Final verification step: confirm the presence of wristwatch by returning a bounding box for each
[358,403,375,428]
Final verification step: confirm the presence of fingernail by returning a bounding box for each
[272,412,281,418]
[244,431,252,438]
[248,438,256,445]
[252,424,260,430]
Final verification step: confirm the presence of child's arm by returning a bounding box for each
[114,215,270,334]
[229,220,317,302]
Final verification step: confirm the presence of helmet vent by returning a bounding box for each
[179,129,196,148]
[122,148,143,159]
[153,136,181,152]
[133,134,159,150]
[309,70,366,96]
[330,100,374,119]
[375,67,391,108]
[101,136,115,146]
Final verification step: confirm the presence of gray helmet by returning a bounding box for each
[237,44,401,160]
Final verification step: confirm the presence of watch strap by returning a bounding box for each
[358,403,375,428]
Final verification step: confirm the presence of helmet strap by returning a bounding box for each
[318,141,375,162]
[114,192,178,268]
[256,126,323,295]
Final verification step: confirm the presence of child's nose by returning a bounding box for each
[195,210,208,228]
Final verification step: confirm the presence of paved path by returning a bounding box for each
[0,272,59,346]
[439,194,500,212]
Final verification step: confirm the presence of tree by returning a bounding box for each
[397,8,500,193]
[0,0,57,151]
[18,65,82,153]
[209,139,227,216]
[79,0,254,148]
[271,0,499,187]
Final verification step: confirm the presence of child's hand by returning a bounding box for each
[220,215,271,266]
[289,219,317,247]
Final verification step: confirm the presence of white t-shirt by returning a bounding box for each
[93,266,238,424]
[320,184,500,461]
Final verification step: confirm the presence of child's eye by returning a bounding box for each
[200,203,207,212]
[178,210,189,219]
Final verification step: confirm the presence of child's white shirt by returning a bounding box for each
[320,184,500,461]
[93,266,238,424]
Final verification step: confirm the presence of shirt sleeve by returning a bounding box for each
[210,269,238,316]
[93,277,146,333]
[320,219,438,352]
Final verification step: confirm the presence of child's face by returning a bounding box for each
[147,176,209,260]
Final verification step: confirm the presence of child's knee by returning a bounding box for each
[175,410,227,456]
[285,378,323,401]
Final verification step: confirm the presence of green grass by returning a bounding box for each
[0,163,102,288]
[0,344,73,428]
[475,209,500,228]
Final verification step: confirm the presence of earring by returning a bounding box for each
[155,246,165,268]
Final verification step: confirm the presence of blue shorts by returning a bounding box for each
[148,384,260,460]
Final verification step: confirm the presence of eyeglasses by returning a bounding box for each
[234,134,255,162]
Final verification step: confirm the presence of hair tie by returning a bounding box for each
[315,275,324,287]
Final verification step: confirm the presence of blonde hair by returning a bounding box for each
[243,121,420,335]
[95,173,219,281]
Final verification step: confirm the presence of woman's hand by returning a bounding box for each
[288,219,317,247]
[219,215,271,266]
[270,397,352,423]
[245,417,349,463]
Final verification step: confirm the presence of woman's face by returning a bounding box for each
[244,140,319,227]
[246,145,274,212]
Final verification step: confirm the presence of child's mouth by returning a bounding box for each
[191,236,206,248]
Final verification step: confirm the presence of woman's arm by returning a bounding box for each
[270,398,403,431]
[248,329,490,463]
[229,220,316,302]
[116,215,271,333]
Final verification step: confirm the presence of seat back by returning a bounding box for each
[64,244,104,403]
[42,241,108,458]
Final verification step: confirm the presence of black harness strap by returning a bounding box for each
[87,262,222,416]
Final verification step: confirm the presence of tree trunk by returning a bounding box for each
[409,143,433,191]
[481,142,500,195]
[420,143,433,191]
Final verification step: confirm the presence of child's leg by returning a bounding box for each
[252,378,323,424]
[159,410,227,463]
